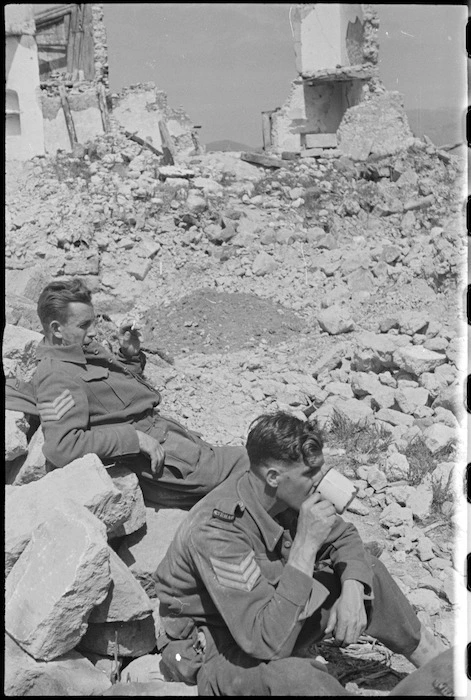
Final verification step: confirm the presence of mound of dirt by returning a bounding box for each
[142,289,304,355]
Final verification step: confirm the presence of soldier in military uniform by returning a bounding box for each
[154,411,447,696]
[29,278,249,508]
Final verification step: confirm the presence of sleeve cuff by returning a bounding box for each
[115,425,141,455]
[339,561,374,594]
[277,564,326,607]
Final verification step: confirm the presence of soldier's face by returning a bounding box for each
[275,453,328,512]
[54,302,97,347]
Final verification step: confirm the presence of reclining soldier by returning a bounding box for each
[154,411,448,696]
[24,278,249,508]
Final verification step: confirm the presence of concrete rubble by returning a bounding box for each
[4,60,465,698]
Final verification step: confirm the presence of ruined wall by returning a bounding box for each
[91,3,109,89]
[267,2,382,153]
[39,3,109,155]
[270,78,365,153]
[292,3,379,76]
[111,82,199,157]
[5,5,45,161]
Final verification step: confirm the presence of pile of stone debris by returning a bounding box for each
[4,122,466,696]
[5,123,465,321]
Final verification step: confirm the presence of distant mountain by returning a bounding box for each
[205,139,262,153]
[406,107,464,148]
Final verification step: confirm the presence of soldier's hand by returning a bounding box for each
[297,492,337,551]
[136,430,165,477]
[324,579,367,646]
[119,320,143,356]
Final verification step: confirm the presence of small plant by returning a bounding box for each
[401,435,435,486]
[326,409,393,475]
[431,471,454,515]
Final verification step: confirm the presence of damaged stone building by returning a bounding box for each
[264,3,414,160]
[5,2,200,162]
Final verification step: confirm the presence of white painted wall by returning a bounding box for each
[292,3,363,75]
[5,35,45,161]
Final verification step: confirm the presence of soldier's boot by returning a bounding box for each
[406,624,447,668]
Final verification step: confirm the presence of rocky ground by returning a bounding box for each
[4,124,467,696]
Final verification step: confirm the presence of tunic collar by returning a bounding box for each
[36,338,87,365]
[236,471,284,552]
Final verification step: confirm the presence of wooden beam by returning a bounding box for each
[58,85,78,148]
[125,131,163,157]
[96,83,110,133]
[240,152,283,168]
[261,112,272,151]
[81,3,95,80]
[158,120,176,165]
[35,4,75,27]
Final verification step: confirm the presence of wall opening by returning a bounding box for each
[6,89,21,136]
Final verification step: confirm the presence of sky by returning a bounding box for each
[38,3,468,147]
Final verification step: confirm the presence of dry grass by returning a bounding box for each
[325,409,393,475]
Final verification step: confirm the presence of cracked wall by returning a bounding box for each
[267,3,381,153]
[5,4,45,161]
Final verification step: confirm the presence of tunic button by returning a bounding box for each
[94,349,99,355]
[284,541,291,549]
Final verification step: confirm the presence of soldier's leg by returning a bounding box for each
[198,630,353,696]
[294,554,424,659]
[130,415,250,507]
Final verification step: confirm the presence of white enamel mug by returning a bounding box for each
[315,468,358,514]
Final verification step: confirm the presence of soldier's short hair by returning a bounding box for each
[246,411,323,470]
[37,277,92,330]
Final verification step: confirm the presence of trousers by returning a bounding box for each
[125,410,250,509]
[194,554,421,696]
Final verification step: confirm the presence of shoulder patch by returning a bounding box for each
[37,389,75,422]
[210,551,261,592]
[212,508,235,522]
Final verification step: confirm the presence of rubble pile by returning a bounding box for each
[4,119,466,695]
[5,126,464,321]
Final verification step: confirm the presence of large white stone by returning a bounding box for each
[384,452,410,481]
[329,398,374,424]
[379,502,413,528]
[393,346,446,376]
[408,588,442,616]
[89,547,152,623]
[352,332,400,373]
[5,409,29,461]
[6,505,110,661]
[6,455,126,574]
[406,480,434,521]
[118,506,189,598]
[317,305,354,335]
[395,386,429,414]
[423,423,456,455]
[4,633,112,696]
[2,323,43,381]
[106,464,147,538]
[10,426,47,485]
[375,408,414,427]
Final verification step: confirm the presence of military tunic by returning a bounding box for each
[155,470,422,695]
[32,339,249,508]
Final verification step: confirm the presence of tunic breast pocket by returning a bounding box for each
[82,366,139,414]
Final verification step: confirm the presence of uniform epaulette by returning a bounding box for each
[211,498,245,523]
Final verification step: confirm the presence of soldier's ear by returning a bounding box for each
[266,466,281,489]
[49,320,62,339]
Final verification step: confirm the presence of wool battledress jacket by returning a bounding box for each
[155,469,374,661]
[29,339,249,507]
